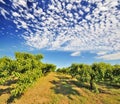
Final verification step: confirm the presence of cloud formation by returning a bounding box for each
[0,0,120,60]
[71,51,81,56]
[97,51,107,56]
[97,52,120,60]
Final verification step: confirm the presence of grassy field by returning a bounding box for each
[0,72,120,104]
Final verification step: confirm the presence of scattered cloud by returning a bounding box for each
[97,52,120,60]
[0,0,120,60]
[97,51,107,56]
[0,0,5,4]
[71,51,81,57]
[0,7,9,19]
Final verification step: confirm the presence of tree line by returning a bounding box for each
[57,62,120,92]
[0,52,56,100]
[0,52,120,100]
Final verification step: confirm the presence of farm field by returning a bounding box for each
[1,1,120,104]
[0,72,120,104]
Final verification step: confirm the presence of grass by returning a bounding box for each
[0,72,120,104]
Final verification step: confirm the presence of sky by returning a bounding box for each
[0,0,120,68]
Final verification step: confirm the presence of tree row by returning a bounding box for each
[0,52,56,101]
[57,62,120,92]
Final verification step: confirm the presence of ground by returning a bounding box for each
[0,72,120,104]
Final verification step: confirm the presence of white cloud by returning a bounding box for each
[23,33,49,49]
[67,12,73,18]
[99,6,108,11]
[71,51,81,56]
[0,0,5,4]
[86,14,91,20]
[26,13,34,19]
[0,7,9,19]
[97,52,120,60]
[34,8,43,14]
[13,0,27,7]
[0,0,120,60]
[12,12,20,17]
[66,3,73,10]
[85,7,90,12]
[17,20,28,29]
[97,51,107,56]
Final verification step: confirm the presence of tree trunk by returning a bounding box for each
[90,75,94,90]
[90,79,93,90]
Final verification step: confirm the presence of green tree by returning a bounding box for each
[57,67,70,74]
[112,64,120,84]
[42,64,56,75]
[69,63,80,78]
[0,57,13,84]
[78,64,91,82]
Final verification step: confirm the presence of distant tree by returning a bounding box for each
[112,64,120,84]
[57,67,70,74]
[92,62,107,81]
[69,63,80,78]
[104,64,113,81]
[56,62,120,92]
[78,64,91,82]
[42,63,56,74]
[35,54,44,61]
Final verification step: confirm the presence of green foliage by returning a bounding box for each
[42,63,56,74]
[57,67,70,74]
[77,64,91,82]
[91,62,108,81]
[69,64,80,78]
[15,52,34,60]
[112,65,120,84]
[35,54,44,61]
[11,68,43,97]
[0,52,56,100]
[58,62,120,92]
[113,65,120,76]
[0,51,119,100]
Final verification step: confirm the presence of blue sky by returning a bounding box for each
[0,0,120,68]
